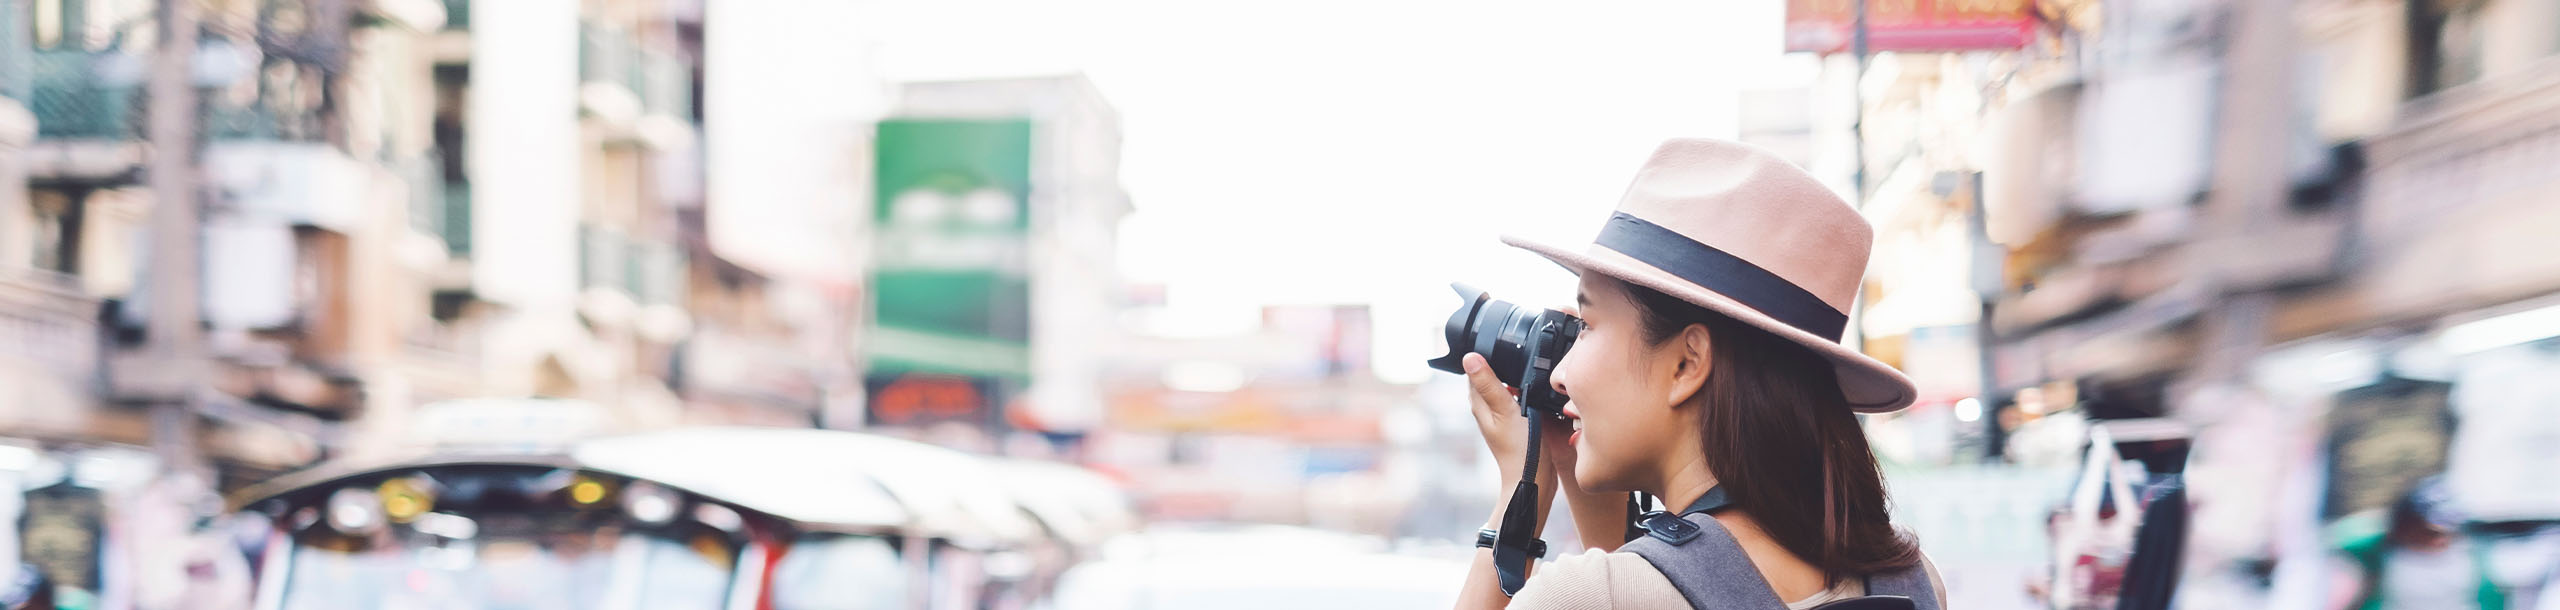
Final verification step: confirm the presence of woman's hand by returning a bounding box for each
[1463,351,1569,528]
[1462,353,1532,481]
[1541,415,1578,487]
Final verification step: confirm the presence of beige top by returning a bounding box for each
[1509,548,1948,610]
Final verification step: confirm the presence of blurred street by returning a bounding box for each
[0,0,2554,608]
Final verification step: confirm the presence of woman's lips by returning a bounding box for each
[1563,405,1583,445]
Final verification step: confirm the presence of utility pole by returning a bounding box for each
[1966,171,2006,461]
[1850,0,1869,201]
[144,0,204,476]
[1847,0,1873,351]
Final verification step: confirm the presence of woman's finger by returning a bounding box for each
[1462,353,1511,413]
[1541,414,1576,459]
[1543,431,1577,482]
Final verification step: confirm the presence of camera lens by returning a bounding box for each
[1425,283,1548,389]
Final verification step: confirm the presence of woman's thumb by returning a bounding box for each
[1462,353,1497,387]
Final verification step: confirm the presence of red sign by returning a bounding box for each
[1785,0,2037,54]
[868,373,992,426]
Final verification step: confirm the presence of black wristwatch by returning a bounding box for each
[1476,527,1547,558]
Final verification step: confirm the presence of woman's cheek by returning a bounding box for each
[1553,339,1591,392]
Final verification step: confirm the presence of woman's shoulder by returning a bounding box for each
[1507,548,1688,609]
[1523,547,1949,609]
[1917,550,1949,608]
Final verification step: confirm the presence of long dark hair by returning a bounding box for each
[1621,279,1921,580]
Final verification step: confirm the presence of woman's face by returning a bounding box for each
[1551,276,1702,494]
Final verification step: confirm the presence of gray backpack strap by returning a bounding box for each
[1625,512,1943,610]
[1860,562,1940,610]
[1621,512,1789,610]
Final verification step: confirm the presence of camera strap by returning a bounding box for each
[1492,413,1544,596]
[1624,492,1651,543]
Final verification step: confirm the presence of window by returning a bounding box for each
[2408,0,2488,97]
[28,190,80,274]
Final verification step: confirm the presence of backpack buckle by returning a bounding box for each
[1637,511,1702,545]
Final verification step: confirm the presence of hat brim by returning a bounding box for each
[1503,235,1918,413]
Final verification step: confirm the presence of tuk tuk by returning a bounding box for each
[231,426,1130,610]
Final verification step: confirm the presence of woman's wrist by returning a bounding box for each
[1488,484,1529,524]
[1486,468,1559,537]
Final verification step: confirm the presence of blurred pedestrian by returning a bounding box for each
[1451,139,1945,609]
[2333,482,2502,610]
[0,563,50,610]
[122,474,250,610]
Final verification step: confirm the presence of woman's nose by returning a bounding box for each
[1548,353,1574,397]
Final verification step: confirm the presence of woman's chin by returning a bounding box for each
[1575,462,1639,494]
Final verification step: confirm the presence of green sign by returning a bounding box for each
[866,119,1034,383]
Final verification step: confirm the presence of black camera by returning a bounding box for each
[1426,283,1582,417]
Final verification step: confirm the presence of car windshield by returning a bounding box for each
[768,533,907,610]
[267,467,742,610]
[281,518,734,610]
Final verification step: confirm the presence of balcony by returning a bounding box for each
[639,49,692,120]
[580,225,630,295]
[579,23,694,139]
[0,269,100,384]
[580,226,686,306]
[30,49,138,139]
[401,150,472,258]
[579,226,688,339]
[31,48,328,141]
[2364,57,2560,248]
[0,9,26,102]
[2304,57,2560,332]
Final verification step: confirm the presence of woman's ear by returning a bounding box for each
[1664,324,1713,409]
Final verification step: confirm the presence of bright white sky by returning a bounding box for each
[853,0,1816,382]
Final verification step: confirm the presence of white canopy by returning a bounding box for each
[574,427,1039,543]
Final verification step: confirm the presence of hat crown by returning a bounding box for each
[1604,139,1873,315]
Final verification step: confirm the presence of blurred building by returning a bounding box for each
[0,0,464,602]
[1093,305,1421,534]
[0,0,714,472]
[1827,0,2560,606]
[1980,0,2560,480]
[407,0,704,448]
[1,0,429,487]
[0,0,789,602]
[856,75,1130,455]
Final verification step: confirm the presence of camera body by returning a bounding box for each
[1426,283,1582,417]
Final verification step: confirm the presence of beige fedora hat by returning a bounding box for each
[1504,138,1917,412]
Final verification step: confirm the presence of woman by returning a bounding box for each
[1453,139,1946,609]
[2332,481,2502,610]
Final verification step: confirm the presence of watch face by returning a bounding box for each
[1641,512,1702,545]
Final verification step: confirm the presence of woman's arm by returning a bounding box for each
[1454,470,1558,609]
[1453,354,1561,610]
